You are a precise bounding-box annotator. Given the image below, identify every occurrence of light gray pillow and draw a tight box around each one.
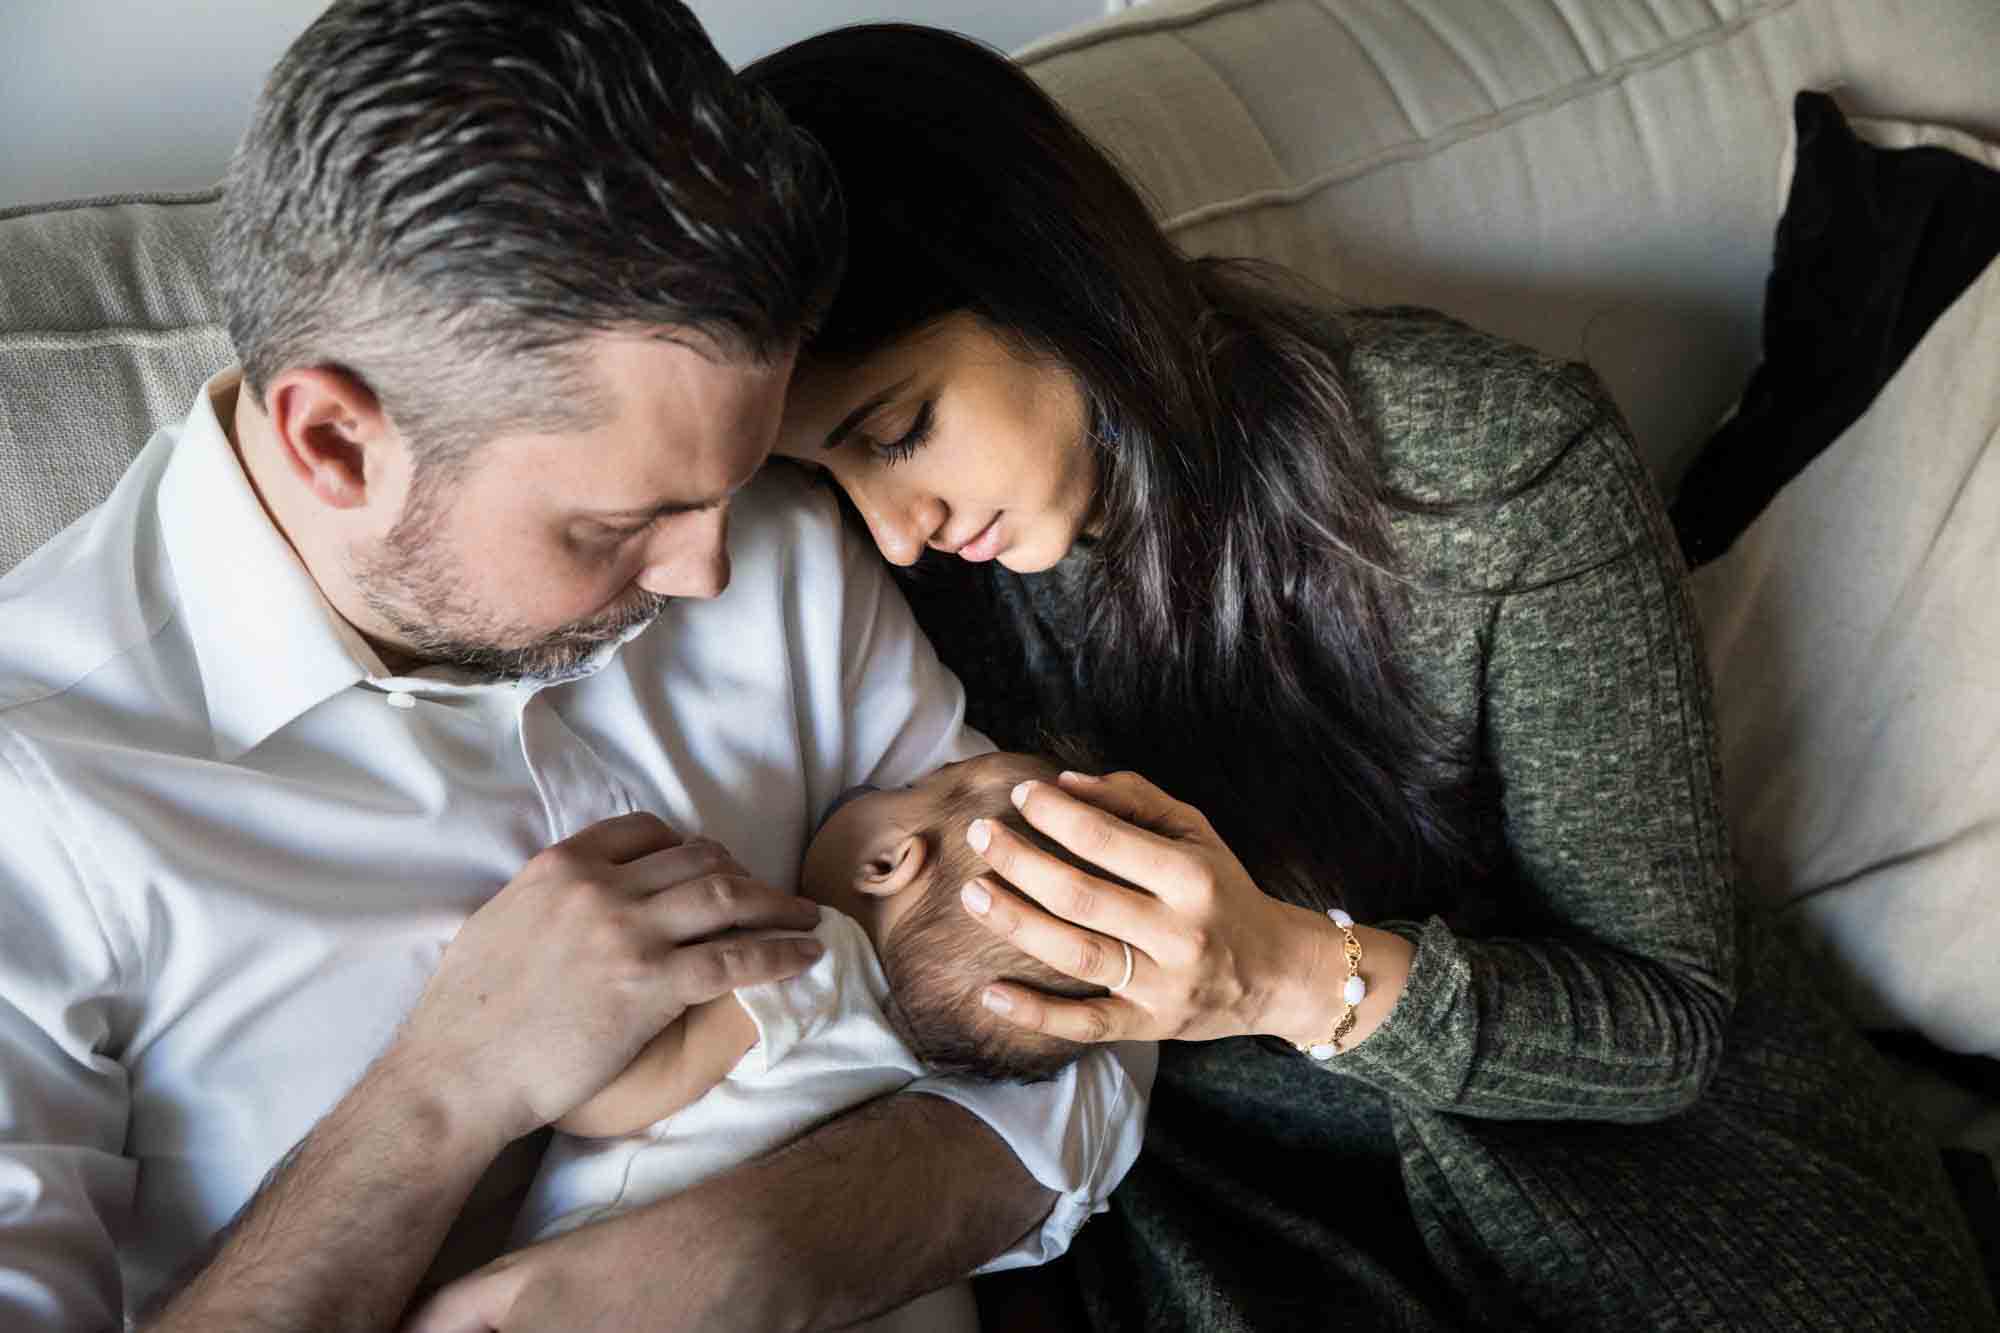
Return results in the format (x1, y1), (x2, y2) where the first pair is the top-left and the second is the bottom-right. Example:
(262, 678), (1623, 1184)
(0, 190), (230, 578)
(1691, 117), (2000, 1058)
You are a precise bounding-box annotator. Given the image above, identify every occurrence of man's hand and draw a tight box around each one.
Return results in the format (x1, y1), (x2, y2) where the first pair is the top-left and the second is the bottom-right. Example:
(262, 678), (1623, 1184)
(145, 814), (823, 1333)
(399, 1205), (658, 1333)
(400, 812), (823, 1144)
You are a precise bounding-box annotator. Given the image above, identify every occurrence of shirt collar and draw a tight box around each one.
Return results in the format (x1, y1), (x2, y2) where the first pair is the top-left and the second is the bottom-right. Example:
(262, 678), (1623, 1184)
(157, 370), (378, 760)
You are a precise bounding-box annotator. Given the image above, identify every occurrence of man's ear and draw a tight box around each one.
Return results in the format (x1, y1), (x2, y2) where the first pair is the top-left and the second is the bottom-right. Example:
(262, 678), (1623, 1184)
(854, 832), (929, 900)
(261, 366), (397, 512)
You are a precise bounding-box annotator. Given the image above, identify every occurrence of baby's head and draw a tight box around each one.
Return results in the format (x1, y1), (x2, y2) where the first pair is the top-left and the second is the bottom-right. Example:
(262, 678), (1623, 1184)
(803, 752), (1102, 1083)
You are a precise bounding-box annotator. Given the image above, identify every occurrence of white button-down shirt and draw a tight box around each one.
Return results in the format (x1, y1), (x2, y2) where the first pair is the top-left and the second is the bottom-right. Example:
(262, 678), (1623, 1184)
(0, 374), (1151, 1329)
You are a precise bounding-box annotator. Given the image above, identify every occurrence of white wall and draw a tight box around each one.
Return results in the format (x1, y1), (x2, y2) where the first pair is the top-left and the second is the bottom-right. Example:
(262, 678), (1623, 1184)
(0, 1), (1117, 211)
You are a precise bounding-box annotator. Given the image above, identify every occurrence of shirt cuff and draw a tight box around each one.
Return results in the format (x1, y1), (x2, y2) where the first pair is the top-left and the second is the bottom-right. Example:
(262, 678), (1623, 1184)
(904, 1040), (1156, 1271)
(1316, 915), (1469, 1101)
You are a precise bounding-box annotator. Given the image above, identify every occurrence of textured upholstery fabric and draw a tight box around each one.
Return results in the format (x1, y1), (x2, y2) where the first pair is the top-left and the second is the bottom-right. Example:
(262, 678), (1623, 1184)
(0, 191), (228, 574)
(1021, 0), (2000, 489)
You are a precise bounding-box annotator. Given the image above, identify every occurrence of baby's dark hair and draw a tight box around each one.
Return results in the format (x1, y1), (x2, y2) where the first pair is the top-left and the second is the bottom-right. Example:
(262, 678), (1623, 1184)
(877, 754), (1110, 1082)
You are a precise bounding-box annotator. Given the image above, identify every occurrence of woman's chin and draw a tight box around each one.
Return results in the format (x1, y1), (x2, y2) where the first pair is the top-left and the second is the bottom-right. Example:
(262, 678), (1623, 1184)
(995, 523), (1093, 573)
(995, 541), (1053, 573)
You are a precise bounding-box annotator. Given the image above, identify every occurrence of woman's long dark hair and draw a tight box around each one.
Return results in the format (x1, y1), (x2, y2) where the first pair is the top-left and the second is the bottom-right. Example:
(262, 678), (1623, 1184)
(747, 26), (1488, 918)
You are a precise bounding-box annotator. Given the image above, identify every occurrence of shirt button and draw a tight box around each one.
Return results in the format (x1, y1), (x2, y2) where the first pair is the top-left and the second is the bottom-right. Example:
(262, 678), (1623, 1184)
(386, 691), (417, 710)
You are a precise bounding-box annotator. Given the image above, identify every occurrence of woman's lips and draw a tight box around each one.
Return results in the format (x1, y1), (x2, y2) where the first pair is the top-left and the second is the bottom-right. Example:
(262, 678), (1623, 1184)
(955, 515), (1005, 562)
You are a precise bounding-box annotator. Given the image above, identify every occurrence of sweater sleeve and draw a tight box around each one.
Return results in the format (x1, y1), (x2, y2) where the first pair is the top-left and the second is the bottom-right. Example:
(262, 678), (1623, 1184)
(1333, 367), (1738, 1123)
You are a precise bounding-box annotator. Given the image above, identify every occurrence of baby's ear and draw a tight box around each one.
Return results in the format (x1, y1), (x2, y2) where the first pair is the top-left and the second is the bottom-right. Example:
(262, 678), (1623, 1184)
(856, 832), (929, 899)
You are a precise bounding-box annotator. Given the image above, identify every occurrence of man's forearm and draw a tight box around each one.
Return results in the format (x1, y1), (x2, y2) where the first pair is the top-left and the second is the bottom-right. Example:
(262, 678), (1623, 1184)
(145, 1048), (503, 1333)
(632, 1091), (1055, 1332)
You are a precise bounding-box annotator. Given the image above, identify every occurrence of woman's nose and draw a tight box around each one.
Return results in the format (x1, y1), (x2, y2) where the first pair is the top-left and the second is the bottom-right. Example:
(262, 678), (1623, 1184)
(858, 490), (945, 567)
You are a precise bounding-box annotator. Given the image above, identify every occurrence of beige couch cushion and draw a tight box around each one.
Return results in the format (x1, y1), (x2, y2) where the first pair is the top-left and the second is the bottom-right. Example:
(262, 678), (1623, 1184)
(1021, 0), (2000, 490)
(1690, 115), (2000, 1059)
(0, 191), (229, 575)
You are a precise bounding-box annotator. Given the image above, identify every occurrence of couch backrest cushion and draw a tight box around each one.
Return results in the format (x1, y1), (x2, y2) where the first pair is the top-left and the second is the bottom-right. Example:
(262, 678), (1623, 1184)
(6, 0), (1999, 577)
(1020, 0), (2000, 490)
(0, 191), (229, 575)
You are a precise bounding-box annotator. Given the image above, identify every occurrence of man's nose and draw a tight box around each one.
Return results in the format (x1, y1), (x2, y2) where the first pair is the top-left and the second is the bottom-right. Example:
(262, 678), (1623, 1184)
(637, 508), (731, 600)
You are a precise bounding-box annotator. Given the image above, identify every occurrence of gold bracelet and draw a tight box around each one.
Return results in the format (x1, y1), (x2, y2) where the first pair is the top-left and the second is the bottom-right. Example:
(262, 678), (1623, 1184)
(1298, 908), (1365, 1060)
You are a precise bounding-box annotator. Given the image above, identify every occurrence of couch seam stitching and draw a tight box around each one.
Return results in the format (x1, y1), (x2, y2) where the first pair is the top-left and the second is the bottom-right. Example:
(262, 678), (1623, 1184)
(1320, 0), (1424, 142)
(1400, 2), (1505, 118)
(1165, 25), (1291, 189)
(0, 188), (222, 223)
(1017, 0), (1268, 65)
(0, 325), (230, 351)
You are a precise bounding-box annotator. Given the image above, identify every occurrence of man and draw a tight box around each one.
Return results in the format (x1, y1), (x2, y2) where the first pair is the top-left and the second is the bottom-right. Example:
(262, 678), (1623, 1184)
(0, 3), (1147, 1329)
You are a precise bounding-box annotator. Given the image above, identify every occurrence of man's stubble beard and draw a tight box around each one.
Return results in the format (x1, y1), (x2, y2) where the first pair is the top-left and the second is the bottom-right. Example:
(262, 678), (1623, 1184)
(350, 469), (673, 681)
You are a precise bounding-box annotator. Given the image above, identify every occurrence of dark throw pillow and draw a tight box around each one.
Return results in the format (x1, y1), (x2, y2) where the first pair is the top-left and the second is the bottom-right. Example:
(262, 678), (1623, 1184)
(1669, 90), (2000, 567)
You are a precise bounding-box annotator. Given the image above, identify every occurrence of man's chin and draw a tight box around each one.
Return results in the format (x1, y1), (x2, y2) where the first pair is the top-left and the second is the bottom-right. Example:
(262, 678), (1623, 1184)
(389, 622), (645, 682)
(505, 605), (674, 678)
(360, 583), (673, 681)
(497, 625), (652, 679)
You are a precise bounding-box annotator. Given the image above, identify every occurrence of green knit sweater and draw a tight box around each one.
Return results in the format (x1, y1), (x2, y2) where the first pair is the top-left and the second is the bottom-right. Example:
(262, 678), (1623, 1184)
(895, 309), (1994, 1331)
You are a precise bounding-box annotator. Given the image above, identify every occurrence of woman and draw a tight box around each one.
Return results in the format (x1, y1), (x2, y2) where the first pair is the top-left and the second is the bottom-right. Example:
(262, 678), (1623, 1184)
(746, 25), (1994, 1333)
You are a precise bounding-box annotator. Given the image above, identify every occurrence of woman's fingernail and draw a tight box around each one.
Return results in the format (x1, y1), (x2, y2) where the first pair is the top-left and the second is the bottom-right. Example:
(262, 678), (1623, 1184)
(981, 989), (1015, 1015)
(966, 819), (990, 853)
(1010, 780), (1033, 809)
(1059, 770), (1098, 784)
(961, 881), (992, 915)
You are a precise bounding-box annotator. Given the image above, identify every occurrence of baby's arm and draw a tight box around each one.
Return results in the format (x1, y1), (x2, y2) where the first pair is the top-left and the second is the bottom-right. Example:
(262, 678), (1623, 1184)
(555, 994), (759, 1138)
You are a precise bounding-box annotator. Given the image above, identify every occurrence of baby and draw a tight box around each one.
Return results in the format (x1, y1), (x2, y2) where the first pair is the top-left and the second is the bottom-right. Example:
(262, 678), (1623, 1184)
(505, 751), (1102, 1329)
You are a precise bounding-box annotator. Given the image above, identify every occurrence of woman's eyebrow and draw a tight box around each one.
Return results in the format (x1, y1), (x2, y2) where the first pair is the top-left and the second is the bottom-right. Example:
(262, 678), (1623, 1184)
(824, 375), (916, 450)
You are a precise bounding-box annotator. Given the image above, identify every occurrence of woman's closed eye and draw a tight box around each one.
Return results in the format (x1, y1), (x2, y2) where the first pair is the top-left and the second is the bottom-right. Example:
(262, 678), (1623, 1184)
(868, 399), (936, 467)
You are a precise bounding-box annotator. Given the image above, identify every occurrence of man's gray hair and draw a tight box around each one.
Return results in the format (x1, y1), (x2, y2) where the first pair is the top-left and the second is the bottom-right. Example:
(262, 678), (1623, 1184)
(216, 0), (843, 467)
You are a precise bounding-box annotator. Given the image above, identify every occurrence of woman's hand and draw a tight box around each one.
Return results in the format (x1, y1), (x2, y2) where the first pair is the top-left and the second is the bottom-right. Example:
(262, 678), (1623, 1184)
(961, 770), (1411, 1048)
